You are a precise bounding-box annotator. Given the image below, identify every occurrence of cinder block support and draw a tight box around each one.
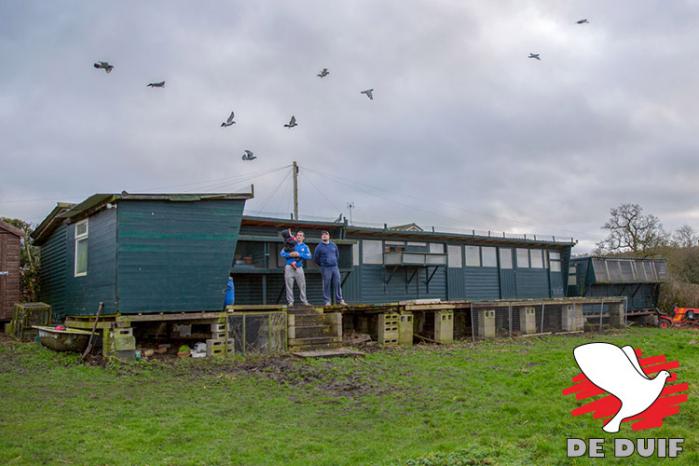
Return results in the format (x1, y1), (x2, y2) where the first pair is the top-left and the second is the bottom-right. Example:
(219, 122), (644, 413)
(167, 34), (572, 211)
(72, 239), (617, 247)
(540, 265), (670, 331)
(378, 313), (399, 346)
(519, 306), (536, 334)
(434, 310), (453, 344)
(399, 313), (413, 346)
(477, 309), (496, 338)
(328, 312), (343, 340)
(608, 302), (625, 328)
(562, 304), (584, 332)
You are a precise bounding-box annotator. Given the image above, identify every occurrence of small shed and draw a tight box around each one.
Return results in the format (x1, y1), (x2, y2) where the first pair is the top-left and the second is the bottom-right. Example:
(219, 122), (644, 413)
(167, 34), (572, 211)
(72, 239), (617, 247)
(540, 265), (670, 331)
(568, 256), (668, 313)
(32, 192), (253, 321)
(0, 220), (23, 321)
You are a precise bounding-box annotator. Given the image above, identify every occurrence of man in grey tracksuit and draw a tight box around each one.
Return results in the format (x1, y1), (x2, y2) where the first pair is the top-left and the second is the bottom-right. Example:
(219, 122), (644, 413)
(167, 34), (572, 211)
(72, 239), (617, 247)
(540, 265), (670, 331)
(280, 231), (312, 306)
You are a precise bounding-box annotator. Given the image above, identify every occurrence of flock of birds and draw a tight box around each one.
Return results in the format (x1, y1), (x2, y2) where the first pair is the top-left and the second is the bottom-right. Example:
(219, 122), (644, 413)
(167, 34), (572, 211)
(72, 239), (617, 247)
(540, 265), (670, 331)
(92, 17), (590, 162)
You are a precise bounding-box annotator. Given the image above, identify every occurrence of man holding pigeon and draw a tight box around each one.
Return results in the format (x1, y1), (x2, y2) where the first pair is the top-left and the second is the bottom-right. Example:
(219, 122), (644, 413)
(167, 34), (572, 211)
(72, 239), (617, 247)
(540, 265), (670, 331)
(280, 230), (312, 306)
(313, 230), (346, 306)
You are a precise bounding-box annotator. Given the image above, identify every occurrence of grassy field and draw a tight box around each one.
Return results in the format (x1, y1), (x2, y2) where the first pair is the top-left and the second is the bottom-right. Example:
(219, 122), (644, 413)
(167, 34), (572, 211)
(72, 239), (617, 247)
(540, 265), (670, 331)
(0, 328), (697, 465)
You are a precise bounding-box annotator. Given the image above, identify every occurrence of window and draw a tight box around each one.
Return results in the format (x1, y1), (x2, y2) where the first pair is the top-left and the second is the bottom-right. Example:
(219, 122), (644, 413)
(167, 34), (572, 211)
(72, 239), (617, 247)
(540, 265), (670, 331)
(499, 248), (512, 269)
(352, 242), (359, 266)
(516, 248), (530, 268)
(530, 249), (544, 268)
(362, 240), (383, 264)
(429, 243), (444, 254)
(551, 260), (561, 272)
(74, 219), (88, 277)
(549, 251), (561, 261)
(481, 247), (497, 267)
(568, 265), (576, 284)
(465, 246), (480, 267)
(447, 245), (462, 268)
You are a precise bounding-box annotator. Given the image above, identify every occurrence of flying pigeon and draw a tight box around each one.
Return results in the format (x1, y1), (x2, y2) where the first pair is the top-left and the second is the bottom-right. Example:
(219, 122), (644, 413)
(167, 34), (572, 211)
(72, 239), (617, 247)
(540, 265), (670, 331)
(242, 150), (256, 161)
(528, 53), (541, 60)
(361, 89), (374, 100)
(317, 68), (329, 78)
(221, 111), (236, 127)
(284, 115), (298, 128)
(147, 81), (166, 88)
(93, 61), (114, 73)
(577, 18), (590, 24)
(573, 343), (670, 433)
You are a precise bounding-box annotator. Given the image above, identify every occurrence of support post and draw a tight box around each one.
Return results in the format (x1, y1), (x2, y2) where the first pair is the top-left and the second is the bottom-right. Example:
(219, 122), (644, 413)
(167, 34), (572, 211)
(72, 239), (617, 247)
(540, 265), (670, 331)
(292, 161), (299, 220)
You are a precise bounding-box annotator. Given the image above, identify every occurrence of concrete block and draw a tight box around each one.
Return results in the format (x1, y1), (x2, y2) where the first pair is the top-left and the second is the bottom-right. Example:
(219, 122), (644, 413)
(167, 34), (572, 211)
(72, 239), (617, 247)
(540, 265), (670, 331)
(608, 302), (625, 328)
(519, 307), (536, 334)
(399, 313), (413, 345)
(378, 313), (399, 346)
(207, 339), (225, 357)
(562, 304), (584, 332)
(434, 310), (453, 344)
(112, 328), (135, 351)
(477, 309), (496, 338)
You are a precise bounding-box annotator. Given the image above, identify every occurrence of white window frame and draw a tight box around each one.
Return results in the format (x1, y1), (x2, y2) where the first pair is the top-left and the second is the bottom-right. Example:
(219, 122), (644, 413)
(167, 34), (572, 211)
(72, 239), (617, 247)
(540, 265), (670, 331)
(481, 247), (498, 268)
(516, 248), (530, 268)
(465, 245), (481, 267)
(362, 240), (384, 265)
(74, 219), (89, 277)
(447, 245), (462, 268)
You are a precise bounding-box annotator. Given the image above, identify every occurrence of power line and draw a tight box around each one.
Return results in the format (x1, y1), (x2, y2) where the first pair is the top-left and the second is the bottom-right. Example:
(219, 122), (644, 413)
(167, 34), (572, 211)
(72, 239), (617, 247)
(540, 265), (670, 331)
(257, 170), (292, 214)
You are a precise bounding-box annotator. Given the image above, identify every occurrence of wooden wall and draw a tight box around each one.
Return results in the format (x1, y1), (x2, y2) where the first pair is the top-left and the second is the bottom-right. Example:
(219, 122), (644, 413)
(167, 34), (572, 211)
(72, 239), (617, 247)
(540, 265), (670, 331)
(0, 229), (21, 320)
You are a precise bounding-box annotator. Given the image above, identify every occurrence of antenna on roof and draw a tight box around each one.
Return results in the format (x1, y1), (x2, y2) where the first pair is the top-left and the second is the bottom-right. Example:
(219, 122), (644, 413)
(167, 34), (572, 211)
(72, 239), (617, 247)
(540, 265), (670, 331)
(346, 201), (355, 225)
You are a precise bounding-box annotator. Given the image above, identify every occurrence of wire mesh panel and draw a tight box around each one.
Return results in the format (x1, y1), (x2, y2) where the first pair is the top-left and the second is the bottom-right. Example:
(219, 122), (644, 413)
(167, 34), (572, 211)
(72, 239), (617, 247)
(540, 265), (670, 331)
(228, 311), (287, 354)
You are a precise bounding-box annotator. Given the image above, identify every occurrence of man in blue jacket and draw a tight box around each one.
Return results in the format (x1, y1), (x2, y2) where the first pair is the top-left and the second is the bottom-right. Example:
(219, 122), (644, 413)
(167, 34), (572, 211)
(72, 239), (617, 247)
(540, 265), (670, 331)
(280, 230), (312, 306)
(313, 230), (346, 306)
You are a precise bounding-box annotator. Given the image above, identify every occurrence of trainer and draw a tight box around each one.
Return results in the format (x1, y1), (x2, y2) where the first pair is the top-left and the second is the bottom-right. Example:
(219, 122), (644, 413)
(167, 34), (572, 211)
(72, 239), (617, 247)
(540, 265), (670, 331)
(280, 230), (312, 306)
(313, 230), (346, 306)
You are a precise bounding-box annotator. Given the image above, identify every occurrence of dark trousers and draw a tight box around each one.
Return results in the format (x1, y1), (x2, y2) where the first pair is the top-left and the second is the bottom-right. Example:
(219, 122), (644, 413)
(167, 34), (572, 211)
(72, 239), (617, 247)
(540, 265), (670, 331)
(320, 266), (343, 304)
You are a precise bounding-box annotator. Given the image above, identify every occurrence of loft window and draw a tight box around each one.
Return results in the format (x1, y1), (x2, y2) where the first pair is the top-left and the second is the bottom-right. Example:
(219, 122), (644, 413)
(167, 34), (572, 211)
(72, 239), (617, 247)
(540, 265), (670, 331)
(362, 240), (383, 264)
(499, 248), (513, 269)
(465, 246), (480, 267)
(447, 245), (462, 268)
(481, 247), (497, 267)
(516, 248), (530, 268)
(530, 249), (544, 268)
(74, 219), (88, 277)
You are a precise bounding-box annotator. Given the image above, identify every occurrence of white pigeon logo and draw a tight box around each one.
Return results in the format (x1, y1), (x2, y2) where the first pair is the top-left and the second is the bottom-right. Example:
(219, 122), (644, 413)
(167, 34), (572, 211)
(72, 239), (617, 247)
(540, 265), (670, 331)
(572, 343), (670, 433)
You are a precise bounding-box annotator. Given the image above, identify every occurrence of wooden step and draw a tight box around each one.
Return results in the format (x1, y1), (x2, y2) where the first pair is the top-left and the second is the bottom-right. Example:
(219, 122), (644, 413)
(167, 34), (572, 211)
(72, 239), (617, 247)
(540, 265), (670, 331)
(289, 341), (344, 352)
(289, 335), (342, 346)
(290, 324), (336, 339)
(292, 347), (366, 358)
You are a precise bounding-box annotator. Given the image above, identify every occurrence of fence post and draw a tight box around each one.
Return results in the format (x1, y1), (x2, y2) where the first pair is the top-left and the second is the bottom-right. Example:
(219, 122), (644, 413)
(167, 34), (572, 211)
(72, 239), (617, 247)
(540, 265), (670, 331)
(470, 303), (476, 342)
(540, 303), (545, 333)
(508, 305), (512, 338)
(599, 301), (604, 332)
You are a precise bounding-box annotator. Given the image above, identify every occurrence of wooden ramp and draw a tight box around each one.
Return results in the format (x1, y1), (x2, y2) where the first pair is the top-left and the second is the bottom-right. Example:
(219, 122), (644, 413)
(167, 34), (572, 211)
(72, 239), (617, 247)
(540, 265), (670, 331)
(291, 347), (365, 358)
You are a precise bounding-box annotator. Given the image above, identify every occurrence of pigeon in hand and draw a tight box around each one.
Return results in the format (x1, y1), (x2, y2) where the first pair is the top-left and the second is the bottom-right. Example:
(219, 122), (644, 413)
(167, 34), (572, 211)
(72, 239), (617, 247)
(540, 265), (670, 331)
(221, 111), (236, 127)
(242, 150), (256, 161)
(284, 115), (298, 128)
(147, 81), (166, 88)
(317, 68), (329, 78)
(93, 61), (114, 73)
(361, 89), (374, 100)
(528, 53), (541, 60)
(577, 18), (589, 24)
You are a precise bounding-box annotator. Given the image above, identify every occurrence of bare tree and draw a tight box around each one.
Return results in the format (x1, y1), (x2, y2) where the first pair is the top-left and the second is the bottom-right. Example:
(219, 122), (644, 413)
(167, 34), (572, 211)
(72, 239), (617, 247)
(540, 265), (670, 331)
(672, 224), (698, 248)
(597, 203), (668, 255)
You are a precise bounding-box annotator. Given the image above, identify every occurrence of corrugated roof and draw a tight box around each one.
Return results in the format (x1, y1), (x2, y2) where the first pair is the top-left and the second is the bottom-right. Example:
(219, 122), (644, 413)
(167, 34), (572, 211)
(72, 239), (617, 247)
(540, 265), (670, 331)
(241, 215), (576, 247)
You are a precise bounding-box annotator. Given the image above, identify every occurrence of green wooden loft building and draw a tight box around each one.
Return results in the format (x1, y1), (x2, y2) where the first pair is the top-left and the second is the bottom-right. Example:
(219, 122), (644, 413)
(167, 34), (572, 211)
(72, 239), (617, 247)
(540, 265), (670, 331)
(32, 192), (252, 321)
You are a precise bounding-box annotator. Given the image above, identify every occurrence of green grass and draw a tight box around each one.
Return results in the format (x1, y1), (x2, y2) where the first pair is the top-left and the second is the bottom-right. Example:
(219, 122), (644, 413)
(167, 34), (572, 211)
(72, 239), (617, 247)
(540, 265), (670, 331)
(0, 328), (697, 465)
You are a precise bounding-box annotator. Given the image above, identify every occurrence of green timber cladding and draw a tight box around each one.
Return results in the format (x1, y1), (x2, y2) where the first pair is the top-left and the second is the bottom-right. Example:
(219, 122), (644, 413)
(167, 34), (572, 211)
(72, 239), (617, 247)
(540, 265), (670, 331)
(232, 216), (574, 305)
(33, 193), (252, 320)
(568, 256), (667, 312)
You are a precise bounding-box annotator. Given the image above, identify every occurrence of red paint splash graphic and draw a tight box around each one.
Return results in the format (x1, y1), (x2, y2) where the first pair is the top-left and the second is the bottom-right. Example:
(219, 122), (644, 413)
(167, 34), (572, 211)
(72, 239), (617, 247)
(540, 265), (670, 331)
(562, 348), (688, 431)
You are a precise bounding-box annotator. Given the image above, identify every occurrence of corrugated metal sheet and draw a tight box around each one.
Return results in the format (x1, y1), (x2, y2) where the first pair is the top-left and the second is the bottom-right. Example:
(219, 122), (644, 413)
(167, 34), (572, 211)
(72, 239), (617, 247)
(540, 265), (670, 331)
(515, 269), (550, 299)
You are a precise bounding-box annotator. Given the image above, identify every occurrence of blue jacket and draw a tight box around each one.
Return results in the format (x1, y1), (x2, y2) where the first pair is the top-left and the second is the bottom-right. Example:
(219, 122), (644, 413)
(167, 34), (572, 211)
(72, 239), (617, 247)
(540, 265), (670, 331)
(280, 242), (312, 267)
(313, 241), (339, 268)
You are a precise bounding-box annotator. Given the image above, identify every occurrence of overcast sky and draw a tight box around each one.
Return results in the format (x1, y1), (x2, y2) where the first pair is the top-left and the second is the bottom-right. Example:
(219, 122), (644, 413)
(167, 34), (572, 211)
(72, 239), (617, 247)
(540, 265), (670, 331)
(2, 1), (699, 251)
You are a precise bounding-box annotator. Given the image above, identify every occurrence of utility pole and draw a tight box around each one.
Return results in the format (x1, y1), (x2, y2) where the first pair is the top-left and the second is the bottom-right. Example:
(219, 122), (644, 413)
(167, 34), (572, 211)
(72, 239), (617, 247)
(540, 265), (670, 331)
(347, 201), (355, 225)
(292, 161), (299, 220)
